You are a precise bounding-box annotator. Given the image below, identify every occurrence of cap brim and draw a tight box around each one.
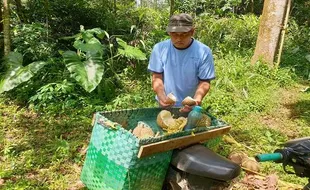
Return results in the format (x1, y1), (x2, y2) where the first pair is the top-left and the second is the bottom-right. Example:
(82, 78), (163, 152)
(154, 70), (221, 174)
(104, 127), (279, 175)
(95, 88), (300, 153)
(166, 26), (192, 33)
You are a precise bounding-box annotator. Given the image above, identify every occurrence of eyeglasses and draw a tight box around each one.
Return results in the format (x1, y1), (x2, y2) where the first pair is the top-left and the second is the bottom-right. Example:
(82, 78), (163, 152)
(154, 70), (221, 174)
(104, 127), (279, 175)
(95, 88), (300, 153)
(169, 31), (192, 38)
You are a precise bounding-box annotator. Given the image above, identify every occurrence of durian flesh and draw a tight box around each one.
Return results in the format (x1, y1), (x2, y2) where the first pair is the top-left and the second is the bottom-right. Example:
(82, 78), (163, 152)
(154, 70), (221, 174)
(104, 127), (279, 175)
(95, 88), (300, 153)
(157, 110), (187, 133)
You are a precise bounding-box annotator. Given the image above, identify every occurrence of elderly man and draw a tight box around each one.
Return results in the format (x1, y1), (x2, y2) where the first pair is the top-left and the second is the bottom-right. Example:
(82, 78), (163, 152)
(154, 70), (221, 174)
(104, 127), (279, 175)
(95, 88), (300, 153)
(148, 13), (215, 111)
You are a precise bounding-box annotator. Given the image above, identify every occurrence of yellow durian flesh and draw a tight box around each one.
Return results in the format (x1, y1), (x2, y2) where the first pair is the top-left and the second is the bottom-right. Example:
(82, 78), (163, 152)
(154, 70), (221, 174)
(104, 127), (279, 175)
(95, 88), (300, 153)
(157, 110), (187, 133)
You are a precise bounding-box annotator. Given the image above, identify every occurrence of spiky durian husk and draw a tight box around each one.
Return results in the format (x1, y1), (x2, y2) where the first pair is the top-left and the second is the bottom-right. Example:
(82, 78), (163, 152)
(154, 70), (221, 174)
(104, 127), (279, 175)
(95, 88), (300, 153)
(196, 114), (212, 127)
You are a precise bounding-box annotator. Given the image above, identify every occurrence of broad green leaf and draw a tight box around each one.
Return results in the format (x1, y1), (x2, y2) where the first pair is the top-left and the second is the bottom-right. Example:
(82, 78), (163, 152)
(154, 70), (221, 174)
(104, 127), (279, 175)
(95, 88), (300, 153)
(6, 52), (23, 69)
(73, 38), (103, 54)
(116, 38), (147, 61)
(63, 51), (104, 92)
(305, 54), (310, 63)
(0, 53), (47, 93)
(82, 31), (94, 43)
(86, 28), (106, 39)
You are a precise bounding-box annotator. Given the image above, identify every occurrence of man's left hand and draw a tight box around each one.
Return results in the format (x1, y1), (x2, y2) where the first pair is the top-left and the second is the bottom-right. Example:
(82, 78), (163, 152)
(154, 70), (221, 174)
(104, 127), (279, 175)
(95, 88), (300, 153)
(179, 99), (201, 112)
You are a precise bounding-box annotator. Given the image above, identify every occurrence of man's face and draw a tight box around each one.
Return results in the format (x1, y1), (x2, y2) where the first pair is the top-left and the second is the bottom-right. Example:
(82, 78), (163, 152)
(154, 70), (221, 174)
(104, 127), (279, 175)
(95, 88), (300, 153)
(169, 29), (194, 49)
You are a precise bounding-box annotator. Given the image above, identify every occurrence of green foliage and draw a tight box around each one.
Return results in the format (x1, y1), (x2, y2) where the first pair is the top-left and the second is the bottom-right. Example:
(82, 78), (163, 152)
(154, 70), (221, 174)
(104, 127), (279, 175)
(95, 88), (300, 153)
(195, 14), (259, 55)
(61, 27), (146, 93)
(280, 20), (310, 80)
(24, 0), (102, 37)
(127, 7), (169, 53)
(103, 79), (157, 111)
(290, 0), (310, 26)
(28, 80), (76, 108)
(175, 0), (263, 16)
(175, 0), (197, 13)
(11, 23), (56, 63)
(204, 54), (295, 117)
(117, 38), (147, 60)
(0, 52), (48, 94)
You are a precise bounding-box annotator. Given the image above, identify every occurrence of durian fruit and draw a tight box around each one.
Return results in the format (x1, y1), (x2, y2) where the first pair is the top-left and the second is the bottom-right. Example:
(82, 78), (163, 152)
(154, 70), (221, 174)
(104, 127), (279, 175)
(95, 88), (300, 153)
(132, 122), (155, 139)
(196, 114), (212, 127)
(182, 96), (196, 106)
(157, 110), (177, 130)
(166, 93), (177, 104)
(241, 157), (260, 172)
(228, 151), (248, 165)
(156, 110), (187, 133)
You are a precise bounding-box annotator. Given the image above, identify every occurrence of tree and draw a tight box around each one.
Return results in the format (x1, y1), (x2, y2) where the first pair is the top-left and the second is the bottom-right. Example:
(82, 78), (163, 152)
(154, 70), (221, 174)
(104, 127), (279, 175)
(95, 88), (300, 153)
(170, 0), (174, 16)
(251, 0), (289, 66)
(3, 0), (11, 56)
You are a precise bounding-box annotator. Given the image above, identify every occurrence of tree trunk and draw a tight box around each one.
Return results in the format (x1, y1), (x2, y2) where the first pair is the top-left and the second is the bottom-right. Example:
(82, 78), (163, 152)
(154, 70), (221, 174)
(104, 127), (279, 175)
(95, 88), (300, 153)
(249, 0), (254, 13)
(3, 0), (11, 56)
(170, 0), (174, 17)
(251, 0), (288, 66)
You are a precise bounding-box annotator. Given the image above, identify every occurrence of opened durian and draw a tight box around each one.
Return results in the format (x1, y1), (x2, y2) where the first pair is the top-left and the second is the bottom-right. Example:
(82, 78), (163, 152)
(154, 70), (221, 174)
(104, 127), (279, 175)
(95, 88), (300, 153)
(157, 110), (187, 133)
(168, 117), (187, 133)
(132, 122), (155, 139)
(157, 110), (176, 130)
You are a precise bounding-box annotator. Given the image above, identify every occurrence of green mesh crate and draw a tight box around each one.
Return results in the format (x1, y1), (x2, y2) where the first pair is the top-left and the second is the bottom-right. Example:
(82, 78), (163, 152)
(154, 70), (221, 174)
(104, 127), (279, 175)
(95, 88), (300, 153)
(80, 108), (228, 190)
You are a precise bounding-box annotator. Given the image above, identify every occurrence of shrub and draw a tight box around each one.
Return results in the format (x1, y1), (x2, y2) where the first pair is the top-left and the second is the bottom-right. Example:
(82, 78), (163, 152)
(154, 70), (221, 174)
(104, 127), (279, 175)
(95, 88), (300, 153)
(195, 14), (259, 55)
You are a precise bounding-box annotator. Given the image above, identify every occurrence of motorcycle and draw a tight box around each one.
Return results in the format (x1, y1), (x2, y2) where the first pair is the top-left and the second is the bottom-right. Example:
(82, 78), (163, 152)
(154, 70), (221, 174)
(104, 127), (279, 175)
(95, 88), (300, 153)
(163, 144), (241, 190)
(256, 137), (310, 190)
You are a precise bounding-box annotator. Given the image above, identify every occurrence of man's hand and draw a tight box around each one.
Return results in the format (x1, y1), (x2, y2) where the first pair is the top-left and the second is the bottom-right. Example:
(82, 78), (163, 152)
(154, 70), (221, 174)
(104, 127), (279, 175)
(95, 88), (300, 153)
(179, 99), (200, 112)
(158, 95), (175, 108)
(152, 73), (176, 108)
(179, 80), (209, 112)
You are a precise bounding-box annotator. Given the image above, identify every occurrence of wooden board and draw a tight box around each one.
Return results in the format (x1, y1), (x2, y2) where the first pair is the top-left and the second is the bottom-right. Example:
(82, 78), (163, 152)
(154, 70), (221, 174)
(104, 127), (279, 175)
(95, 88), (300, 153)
(137, 126), (231, 158)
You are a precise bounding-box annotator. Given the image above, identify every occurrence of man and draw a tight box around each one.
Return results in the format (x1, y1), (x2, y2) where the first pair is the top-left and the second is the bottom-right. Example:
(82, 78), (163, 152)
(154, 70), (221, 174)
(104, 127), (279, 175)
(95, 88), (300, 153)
(148, 13), (215, 111)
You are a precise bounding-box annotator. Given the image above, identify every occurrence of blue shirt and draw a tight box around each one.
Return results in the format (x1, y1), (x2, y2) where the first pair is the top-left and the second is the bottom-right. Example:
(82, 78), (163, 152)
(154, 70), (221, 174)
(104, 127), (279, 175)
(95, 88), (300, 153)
(148, 39), (215, 106)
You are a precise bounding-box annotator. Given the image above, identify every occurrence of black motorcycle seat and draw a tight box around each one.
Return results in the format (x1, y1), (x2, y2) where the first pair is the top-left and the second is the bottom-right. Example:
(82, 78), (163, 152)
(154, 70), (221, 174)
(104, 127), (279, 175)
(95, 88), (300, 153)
(171, 144), (241, 181)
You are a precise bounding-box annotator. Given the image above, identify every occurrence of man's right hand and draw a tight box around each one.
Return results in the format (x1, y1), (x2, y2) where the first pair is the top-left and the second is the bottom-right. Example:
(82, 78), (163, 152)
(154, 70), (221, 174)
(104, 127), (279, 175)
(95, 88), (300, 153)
(158, 96), (175, 108)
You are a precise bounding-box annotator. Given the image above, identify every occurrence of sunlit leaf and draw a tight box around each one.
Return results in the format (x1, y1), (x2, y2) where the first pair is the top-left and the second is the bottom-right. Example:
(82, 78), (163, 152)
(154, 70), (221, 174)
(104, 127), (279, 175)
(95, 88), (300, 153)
(6, 52), (23, 69)
(116, 38), (146, 60)
(305, 54), (310, 63)
(73, 38), (103, 54)
(63, 51), (104, 92)
(86, 28), (106, 39)
(0, 52), (47, 93)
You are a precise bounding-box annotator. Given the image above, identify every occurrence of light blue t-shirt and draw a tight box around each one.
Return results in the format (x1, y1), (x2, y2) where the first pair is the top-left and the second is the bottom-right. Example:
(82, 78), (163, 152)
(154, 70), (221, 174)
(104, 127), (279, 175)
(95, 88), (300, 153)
(148, 39), (215, 106)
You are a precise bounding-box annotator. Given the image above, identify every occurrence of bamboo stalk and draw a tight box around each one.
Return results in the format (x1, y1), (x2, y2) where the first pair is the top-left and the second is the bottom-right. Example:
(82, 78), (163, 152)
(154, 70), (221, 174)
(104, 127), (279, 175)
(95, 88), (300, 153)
(276, 0), (292, 68)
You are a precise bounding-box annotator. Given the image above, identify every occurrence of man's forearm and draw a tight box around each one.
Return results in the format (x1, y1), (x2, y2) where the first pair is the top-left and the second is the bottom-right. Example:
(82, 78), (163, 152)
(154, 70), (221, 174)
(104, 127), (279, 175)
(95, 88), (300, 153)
(194, 81), (211, 104)
(152, 73), (166, 101)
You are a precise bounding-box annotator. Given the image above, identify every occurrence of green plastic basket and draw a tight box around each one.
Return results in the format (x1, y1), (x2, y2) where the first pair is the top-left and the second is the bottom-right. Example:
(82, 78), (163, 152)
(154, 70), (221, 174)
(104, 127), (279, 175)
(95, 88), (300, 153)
(80, 107), (228, 190)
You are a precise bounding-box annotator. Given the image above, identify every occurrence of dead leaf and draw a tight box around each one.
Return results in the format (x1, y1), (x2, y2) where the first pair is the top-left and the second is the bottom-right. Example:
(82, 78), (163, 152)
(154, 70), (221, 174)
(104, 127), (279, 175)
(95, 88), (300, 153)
(241, 174), (279, 190)
(266, 174), (278, 188)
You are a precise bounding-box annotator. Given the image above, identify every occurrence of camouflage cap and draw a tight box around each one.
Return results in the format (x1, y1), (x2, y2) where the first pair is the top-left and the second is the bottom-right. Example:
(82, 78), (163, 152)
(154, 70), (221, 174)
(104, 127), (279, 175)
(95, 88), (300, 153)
(166, 13), (193, 33)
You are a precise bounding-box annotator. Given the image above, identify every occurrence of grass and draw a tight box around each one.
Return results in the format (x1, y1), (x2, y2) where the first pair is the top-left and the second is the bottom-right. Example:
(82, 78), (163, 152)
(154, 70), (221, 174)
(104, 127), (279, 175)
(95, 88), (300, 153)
(0, 100), (91, 189)
(217, 83), (310, 188)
